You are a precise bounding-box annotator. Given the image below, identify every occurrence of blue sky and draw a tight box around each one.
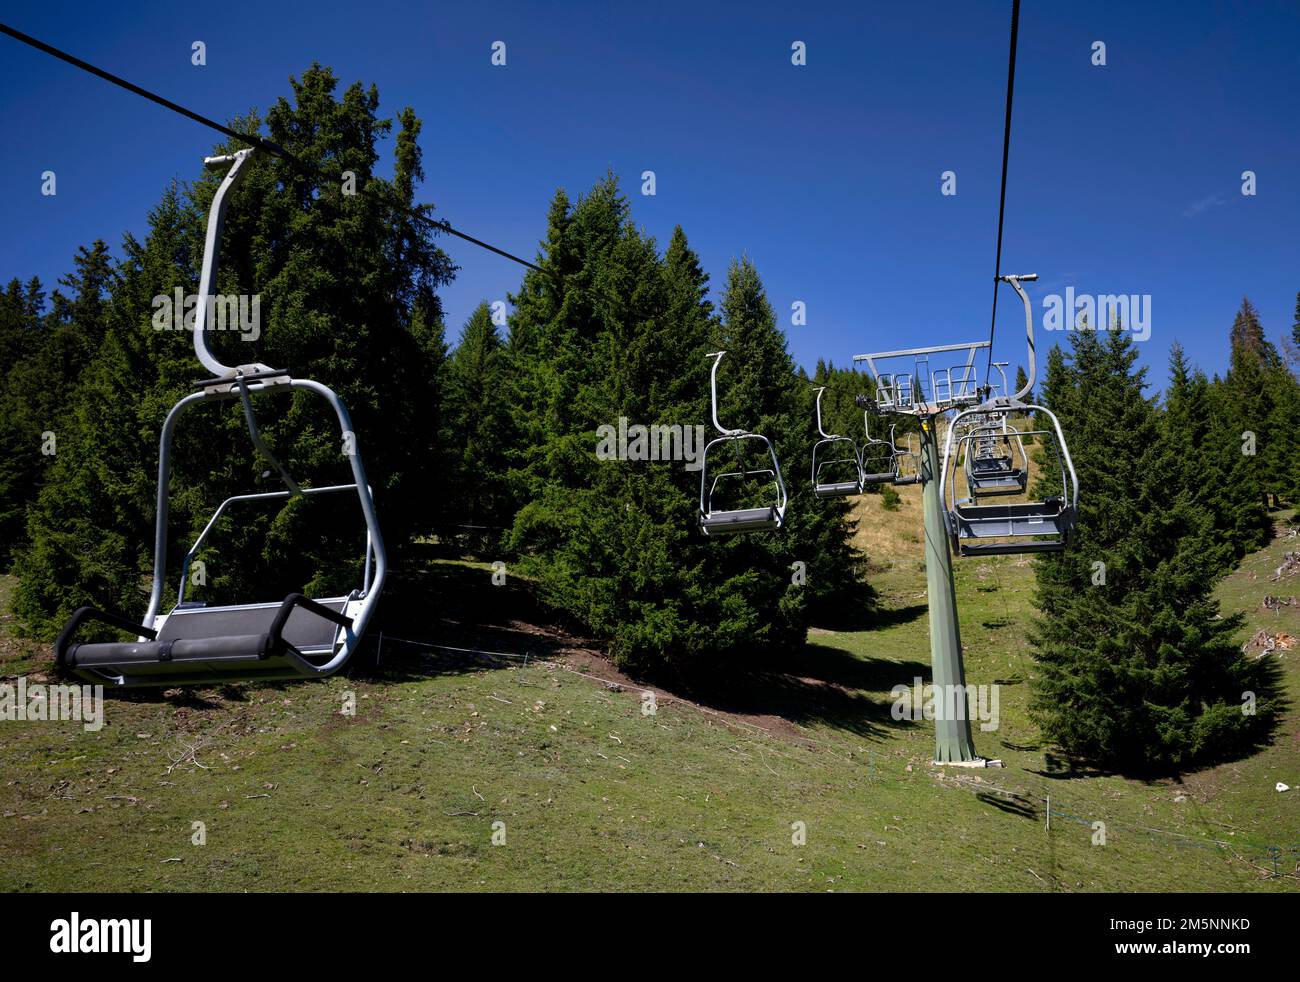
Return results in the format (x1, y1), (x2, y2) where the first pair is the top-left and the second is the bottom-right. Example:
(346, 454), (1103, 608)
(2, 0), (1298, 389)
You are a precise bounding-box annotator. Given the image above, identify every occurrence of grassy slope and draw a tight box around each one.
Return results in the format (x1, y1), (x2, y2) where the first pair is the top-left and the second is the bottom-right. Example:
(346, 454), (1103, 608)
(1, 509), (1297, 892)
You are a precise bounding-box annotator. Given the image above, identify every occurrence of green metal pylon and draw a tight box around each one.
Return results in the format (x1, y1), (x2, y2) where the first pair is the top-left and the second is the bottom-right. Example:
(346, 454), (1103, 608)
(919, 418), (978, 763)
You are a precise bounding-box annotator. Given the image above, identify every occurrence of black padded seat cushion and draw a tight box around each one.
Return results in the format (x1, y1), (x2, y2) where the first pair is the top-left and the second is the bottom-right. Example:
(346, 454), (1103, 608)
(959, 540), (1066, 556)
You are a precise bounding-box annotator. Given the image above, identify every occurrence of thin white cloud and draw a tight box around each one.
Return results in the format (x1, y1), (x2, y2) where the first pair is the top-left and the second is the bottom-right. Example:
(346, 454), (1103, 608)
(1182, 193), (1226, 218)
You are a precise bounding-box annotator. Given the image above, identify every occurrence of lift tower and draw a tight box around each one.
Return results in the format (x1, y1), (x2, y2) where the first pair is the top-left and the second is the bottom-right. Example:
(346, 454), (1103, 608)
(854, 338), (990, 762)
(854, 274), (1077, 763)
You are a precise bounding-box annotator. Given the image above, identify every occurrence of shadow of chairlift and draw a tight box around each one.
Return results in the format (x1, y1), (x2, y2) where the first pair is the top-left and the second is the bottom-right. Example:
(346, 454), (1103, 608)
(698, 351), (788, 535)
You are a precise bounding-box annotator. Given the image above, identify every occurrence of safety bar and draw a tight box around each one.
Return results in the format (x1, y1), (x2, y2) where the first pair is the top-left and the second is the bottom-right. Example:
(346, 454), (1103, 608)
(195, 368), (288, 389)
(236, 375), (300, 494)
(55, 607), (158, 669)
(265, 593), (354, 658)
(175, 483), (370, 606)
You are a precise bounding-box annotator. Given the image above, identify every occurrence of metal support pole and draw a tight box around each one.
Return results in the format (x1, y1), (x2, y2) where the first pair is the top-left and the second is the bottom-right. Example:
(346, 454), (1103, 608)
(919, 417), (978, 763)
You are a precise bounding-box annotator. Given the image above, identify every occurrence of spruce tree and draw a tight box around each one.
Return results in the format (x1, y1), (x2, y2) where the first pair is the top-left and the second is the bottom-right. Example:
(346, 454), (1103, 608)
(443, 301), (509, 540)
(503, 184), (866, 677)
(1029, 327), (1275, 769)
(0, 248), (113, 571)
(14, 67), (454, 635)
(1163, 342), (1267, 568)
(709, 258), (870, 643)
(1223, 297), (1294, 509)
(1291, 290), (1300, 355)
(1014, 364), (1030, 400)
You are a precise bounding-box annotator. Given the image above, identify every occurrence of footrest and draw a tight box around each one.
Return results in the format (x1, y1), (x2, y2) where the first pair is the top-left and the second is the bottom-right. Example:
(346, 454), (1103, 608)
(958, 540), (1066, 556)
(814, 481), (860, 498)
(700, 507), (780, 534)
(67, 634), (274, 669)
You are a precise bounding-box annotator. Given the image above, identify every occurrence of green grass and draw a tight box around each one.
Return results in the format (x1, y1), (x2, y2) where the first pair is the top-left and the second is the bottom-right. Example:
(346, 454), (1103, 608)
(1, 518), (1298, 892)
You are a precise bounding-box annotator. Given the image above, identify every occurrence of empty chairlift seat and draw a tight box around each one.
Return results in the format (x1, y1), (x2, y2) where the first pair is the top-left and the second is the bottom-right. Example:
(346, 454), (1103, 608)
(698, 351), (788, 535)
(889, 427), (922, 487)
(941, 403), (1077, 557)
(53, 148), (386, 688)
(811, 387), (863, 498)
(963, 420), (1028, 496)
(57, 594), (356, 686)
(858, 413), (898, 487)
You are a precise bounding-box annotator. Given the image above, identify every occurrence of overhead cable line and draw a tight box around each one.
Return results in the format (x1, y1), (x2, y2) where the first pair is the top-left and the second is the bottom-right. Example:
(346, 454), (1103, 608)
(983, 0), (1022, 385)
(0, 21), (544, 273)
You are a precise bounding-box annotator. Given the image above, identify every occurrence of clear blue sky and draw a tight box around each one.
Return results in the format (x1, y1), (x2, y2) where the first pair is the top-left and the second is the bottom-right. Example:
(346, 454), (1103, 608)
(2, 0), (1298, 387)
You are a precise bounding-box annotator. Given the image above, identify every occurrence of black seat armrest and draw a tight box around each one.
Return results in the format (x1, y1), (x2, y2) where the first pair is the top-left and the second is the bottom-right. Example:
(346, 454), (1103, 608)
(55, 607), (158, 669)
(265, 594), (354, 657)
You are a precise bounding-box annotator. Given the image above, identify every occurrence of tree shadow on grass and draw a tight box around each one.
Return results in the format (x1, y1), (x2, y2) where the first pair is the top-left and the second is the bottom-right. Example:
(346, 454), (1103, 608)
(666, 642), (933, 740)
(810, 601), (927, 634)
(349, 553), (935, 741)
(793, 642), (930, 694)
(353, 549), (587, 683)
(674, 668), (898, 740)
(866, 602), (929, 630)
(73, 551), (928, 743)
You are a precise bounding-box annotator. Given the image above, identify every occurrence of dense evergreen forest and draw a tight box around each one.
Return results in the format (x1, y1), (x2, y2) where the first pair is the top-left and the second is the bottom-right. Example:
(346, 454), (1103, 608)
(2, 68), (1298, 769)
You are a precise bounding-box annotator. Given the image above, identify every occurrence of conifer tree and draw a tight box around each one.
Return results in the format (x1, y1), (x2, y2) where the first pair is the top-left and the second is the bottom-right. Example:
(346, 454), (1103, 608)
(1292, 290), (1300, 353)
(1029, 328), (1276, 769)
(1163, 342), (1268, 568)
(443, 301), (509, 539)
(0, 248), (113, 571)
(13, 67), (454, 635)
(0, 278), (50, 564)
(1224, 297), (1298, 509)
(503, 184), (867, 677)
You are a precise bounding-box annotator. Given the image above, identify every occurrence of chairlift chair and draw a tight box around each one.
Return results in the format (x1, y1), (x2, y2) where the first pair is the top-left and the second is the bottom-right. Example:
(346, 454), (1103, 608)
(698, 351), (788, 534)
(859, 412), (897, 486)
(963, 417), (1028, 496)
(810, 387), (863, 497)
(889, 426), (921, 487)
(938, 274), (1078, 556)
(55, 149), (386, 687)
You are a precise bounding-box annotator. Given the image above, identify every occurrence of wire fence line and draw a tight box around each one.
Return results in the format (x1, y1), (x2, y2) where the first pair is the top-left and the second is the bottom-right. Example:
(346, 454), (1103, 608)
(944, 772), (1300, 879)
